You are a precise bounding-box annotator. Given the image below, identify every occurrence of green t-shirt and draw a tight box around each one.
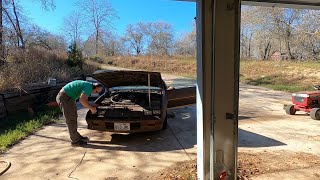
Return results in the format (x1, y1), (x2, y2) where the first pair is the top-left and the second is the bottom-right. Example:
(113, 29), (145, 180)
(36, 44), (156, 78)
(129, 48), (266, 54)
(63, 80), (93, 100)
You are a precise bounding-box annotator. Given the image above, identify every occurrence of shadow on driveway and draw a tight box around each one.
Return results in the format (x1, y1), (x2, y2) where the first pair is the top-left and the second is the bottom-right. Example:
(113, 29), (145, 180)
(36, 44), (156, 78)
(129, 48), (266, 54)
(239, 115), (253, 120)
(238, 129), (286, 147)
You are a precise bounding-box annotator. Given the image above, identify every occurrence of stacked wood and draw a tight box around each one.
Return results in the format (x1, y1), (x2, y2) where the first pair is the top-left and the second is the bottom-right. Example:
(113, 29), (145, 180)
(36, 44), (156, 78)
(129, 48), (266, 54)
(0, 83), (66, 117)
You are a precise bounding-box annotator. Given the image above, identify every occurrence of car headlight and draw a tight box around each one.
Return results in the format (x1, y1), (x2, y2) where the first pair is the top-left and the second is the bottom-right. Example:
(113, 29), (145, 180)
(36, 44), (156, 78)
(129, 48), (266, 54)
(144, 110), (152, 115)
(153, 110), (161, 115)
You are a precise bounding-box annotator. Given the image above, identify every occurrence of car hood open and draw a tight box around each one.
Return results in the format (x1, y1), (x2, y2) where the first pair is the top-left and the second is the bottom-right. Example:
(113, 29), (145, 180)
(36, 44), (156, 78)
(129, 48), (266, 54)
(89, 70), (165, 88)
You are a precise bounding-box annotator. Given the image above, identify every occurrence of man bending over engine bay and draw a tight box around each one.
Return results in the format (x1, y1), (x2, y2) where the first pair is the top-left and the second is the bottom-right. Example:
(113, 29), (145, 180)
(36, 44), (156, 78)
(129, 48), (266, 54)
(56, 80), (103, 146)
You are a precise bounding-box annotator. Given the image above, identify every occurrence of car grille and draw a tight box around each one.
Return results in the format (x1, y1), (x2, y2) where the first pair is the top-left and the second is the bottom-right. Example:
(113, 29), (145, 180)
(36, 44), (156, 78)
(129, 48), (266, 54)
(105, 123), (113, 129)
(130, 123), (140, 130)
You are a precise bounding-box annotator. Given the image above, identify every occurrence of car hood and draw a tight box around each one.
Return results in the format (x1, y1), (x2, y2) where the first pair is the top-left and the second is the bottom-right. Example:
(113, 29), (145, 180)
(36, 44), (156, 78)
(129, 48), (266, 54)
(89, 70), (165, 88)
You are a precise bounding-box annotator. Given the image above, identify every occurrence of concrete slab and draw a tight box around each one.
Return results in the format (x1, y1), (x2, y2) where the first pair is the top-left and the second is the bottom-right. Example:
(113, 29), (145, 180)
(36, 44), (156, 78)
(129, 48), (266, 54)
(0, 74), (197, 180)
(239, 84), (320, 179)
(239, 84), (320, 155)
(1, 73), (320, 179)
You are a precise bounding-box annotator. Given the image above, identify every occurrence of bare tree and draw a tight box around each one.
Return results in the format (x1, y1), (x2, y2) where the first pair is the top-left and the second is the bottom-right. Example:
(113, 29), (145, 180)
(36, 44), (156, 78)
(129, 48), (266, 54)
(174, 24), (196, 56)
(0, 0), (3, 61)
(269, 8), (305, 60)
(252, 29), (273, 60)
(123, 22), (146, 55)
(296, 10), (320, 60)
(37, 0), (55, 11)
(76, 0), (117, 56)
(25, 25), (67, 53)
(240, 6), (309, 60)
(83, 34), (96, 57)
(145, 22), (174, 56)
(0, 0), (55, 62)
(240, 8), (255, 59)
(61, 11), (83, 46)
(3, 0), (25, 48)
(101, 31), (122, 56)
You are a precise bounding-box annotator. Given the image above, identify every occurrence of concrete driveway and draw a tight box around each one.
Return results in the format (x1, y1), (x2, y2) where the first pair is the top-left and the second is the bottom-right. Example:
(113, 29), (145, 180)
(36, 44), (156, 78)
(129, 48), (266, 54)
(0, 74), (197, 180)
(1, 74), (320, 180)
(239, 84), (320, 180)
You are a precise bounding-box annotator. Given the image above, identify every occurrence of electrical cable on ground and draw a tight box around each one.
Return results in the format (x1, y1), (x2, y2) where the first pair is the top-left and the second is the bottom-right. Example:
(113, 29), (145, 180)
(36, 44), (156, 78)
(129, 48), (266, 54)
(0, 160), (11, 176)
(68, 147), (87, 180)
(168, 124), (193, 160)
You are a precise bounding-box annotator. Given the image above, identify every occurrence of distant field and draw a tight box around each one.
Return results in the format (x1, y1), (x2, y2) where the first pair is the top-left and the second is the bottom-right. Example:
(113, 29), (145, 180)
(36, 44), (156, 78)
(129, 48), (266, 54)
(90, 56), (197, 79)
(240, 60), (320, 92)
(90, 57), (320, 93)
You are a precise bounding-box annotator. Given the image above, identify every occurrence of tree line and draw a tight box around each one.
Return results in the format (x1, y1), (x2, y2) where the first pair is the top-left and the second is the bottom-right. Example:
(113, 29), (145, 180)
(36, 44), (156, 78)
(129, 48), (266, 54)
(62, 0), (196, 58)
(241, 6), (320, 60)
(3, 1), (318, 62)
(0, 0), (196, 65)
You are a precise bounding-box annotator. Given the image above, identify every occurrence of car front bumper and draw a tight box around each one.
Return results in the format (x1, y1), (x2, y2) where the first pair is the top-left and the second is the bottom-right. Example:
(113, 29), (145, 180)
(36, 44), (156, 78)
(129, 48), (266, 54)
(86, 118), (164, 133)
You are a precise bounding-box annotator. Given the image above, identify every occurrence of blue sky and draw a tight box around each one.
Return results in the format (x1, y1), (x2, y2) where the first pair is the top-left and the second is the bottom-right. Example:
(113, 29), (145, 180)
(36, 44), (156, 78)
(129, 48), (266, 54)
(20, 0), (196, 37)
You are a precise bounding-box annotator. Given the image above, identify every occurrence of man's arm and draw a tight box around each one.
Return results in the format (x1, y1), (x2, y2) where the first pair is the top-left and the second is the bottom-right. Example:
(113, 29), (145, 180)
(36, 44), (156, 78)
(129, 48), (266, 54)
(79, 93), (97, 114)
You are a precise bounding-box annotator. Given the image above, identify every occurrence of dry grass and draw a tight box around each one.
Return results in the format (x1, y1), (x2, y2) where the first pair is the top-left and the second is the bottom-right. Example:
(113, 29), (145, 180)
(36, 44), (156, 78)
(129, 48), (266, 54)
(240, 60), (320, 92)
(101, 55), (197, 78)
(153, 151), (320, 180)
(237, 150), (320, 178)
(0, 48), (99, 91)
(90, 56), (320, 93)
(2, 51), (320, 94)
(98, 57), (320, 93)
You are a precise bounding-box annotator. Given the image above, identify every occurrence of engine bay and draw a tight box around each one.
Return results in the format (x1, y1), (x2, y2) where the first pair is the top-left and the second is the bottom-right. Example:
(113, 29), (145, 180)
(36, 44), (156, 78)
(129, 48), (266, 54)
(95, 90), (163, 119)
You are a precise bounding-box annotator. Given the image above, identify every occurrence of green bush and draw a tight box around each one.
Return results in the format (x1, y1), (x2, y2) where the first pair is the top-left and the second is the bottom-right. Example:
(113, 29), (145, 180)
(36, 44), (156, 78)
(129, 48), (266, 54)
(67, 42), (84, 68)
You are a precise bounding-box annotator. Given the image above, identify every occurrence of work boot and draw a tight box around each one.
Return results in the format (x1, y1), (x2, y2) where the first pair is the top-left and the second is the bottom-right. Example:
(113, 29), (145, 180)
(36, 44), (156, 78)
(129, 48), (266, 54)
(80, 135), (89, 142)
(71, 140), (87, 146)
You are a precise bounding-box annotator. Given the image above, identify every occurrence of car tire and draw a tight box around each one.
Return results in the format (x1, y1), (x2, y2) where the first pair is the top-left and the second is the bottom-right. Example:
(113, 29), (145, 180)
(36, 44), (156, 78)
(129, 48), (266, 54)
(162, 115), (168, 130)
(285, 105), (296, 115)
(310, 108), (320, 120)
